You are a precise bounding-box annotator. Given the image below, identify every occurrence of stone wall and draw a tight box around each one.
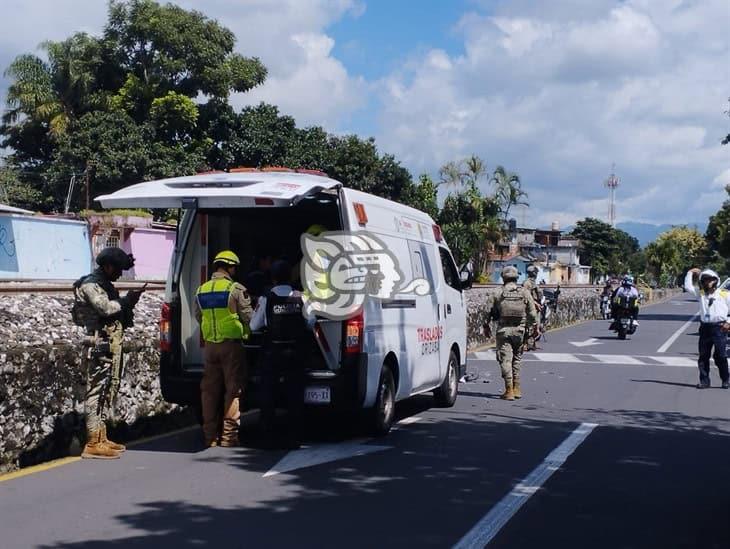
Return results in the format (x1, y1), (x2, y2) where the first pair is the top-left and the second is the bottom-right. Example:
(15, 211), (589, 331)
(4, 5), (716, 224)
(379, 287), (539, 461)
(465, 286), (680, 349)
(0, 286), (679, 472)
(0, 292), (191, 473)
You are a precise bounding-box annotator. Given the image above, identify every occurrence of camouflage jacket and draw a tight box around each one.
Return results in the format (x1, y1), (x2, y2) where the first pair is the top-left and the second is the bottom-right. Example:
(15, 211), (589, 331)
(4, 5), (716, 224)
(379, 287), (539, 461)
(522, 277), (543, 305)
(485, 282), (538, 331)
(73, 269), (133, 334)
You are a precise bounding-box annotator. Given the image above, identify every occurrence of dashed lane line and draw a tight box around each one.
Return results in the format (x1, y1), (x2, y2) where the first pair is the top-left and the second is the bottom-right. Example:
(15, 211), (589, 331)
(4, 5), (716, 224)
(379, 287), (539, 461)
(453, 422), (598, 548)
(469, 350), (696, 368)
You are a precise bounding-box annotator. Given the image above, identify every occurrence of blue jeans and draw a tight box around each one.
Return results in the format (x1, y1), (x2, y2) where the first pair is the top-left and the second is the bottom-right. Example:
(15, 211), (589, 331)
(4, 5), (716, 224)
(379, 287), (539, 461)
(698, 323), (729, 386)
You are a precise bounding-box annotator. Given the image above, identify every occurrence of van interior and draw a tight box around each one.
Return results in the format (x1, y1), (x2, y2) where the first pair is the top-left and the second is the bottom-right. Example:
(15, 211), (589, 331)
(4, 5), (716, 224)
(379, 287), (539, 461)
(176, 190), (343, 385)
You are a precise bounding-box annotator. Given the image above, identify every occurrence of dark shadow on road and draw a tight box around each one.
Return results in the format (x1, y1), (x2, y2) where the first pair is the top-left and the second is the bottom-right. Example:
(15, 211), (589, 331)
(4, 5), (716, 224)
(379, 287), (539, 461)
(631, 379), (698, 389)
(634, 313), (697, 322)
(36, 403), (730, 549)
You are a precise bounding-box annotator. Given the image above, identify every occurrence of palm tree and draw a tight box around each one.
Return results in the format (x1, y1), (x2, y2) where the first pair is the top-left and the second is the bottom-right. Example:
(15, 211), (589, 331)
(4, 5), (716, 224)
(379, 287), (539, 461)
(491, 165), (528, 220)
(3, 33), (102, 138)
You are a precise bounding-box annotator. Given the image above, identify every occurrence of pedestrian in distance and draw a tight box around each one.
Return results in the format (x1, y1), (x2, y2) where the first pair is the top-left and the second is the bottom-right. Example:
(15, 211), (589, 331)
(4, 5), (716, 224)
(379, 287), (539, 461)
(72, 247), (145, 459)
(522, 265), (543, 351)
(195, 250), (253, 448)
(484, 266), (538, 400)
(684, 268), (730, 389)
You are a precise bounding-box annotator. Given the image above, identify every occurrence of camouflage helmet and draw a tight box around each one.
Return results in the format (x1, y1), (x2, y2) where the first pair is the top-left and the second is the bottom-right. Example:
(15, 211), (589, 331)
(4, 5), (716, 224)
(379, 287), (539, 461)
(526, 265), (539, 278)
(96, 247), (134, 270)
(501, 266), (519, 281)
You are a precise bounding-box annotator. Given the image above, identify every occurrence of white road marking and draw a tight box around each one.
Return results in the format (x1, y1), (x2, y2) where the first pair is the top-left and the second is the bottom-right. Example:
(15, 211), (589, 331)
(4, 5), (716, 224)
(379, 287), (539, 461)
(570, 338), (602, 348)
(591, 354), (645, 365)
(454, 422), (598, 549)
(534, 352), (583, 363)
(263, 415), (423, 477)
(651, 356), (697, 367)
(657, 313), (699, 353)
(263, 439), (391, 477)
(470, 351), (697, 368)
(473, 351), (496, 360)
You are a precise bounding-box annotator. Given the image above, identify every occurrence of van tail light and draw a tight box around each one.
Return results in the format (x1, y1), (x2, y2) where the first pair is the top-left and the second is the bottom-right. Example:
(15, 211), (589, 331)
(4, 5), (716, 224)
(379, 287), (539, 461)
(344, 312), (364, 355)
(254, 197), (275, 206)
(160, 302), (172, 352)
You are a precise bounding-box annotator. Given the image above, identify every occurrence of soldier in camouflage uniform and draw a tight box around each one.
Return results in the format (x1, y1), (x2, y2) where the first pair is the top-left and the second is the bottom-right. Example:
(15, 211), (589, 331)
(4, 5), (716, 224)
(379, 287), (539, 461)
(72, 247), (144, 459)
(522, 265), (543, 351)
(485, 266), (538, 400)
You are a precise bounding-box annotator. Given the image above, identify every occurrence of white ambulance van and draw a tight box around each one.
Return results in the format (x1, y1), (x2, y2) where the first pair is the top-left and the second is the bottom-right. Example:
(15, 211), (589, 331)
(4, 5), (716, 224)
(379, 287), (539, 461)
(97, 169), (469, 435)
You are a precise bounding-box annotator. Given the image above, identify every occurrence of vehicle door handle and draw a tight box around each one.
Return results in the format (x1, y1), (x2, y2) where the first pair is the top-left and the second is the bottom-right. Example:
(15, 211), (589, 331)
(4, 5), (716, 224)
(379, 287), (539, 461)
(446, 304), (451, 315)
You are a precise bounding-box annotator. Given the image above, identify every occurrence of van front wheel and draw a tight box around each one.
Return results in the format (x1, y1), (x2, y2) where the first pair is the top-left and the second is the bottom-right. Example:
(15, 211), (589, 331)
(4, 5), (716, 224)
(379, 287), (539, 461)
(434, 350), (458, 407)
(366, 365), (396, 437)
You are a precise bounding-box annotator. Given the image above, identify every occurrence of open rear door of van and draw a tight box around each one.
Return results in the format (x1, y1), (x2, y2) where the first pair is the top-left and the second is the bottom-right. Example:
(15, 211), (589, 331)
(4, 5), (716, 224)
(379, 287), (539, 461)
(95, 172), (342, 209)
(94, 171), (342, 406)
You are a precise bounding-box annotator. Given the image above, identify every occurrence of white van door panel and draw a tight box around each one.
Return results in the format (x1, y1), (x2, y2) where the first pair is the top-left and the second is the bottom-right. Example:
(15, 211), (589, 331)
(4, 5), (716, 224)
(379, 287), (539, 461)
(437, 247), (467, 374)
(95, 173), (341, 209)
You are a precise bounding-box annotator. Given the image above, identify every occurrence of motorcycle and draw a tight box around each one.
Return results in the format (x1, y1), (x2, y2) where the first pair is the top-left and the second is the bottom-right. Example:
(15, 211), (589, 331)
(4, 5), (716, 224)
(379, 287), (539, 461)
(611, 295), (638, 340)
(536, 287), (559, 342)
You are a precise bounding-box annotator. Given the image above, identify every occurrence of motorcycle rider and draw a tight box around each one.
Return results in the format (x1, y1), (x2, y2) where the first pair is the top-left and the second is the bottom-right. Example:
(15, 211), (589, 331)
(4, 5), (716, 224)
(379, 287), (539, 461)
(611, 275), (639, 330)
(684, 268), (730, 389)
(601, 280), (613, 318)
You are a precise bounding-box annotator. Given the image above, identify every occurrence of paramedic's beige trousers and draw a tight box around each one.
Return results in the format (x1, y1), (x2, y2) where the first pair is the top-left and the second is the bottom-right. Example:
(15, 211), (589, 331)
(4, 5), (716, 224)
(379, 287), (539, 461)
(201, 340), (245, 446)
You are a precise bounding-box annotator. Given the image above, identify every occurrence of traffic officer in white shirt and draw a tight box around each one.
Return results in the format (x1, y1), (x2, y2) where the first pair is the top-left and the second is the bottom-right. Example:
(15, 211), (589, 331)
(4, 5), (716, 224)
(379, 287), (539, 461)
(684, 268), (730, 389)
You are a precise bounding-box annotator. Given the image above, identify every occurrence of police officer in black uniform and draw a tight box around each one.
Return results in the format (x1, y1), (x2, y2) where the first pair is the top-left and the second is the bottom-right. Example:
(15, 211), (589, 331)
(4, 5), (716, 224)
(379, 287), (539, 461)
(249, 260), (308, 442)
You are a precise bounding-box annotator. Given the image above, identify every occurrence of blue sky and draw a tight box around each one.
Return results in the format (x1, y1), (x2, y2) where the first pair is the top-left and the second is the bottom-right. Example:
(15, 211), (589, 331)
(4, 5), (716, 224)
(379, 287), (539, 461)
(1, 0), (728, 227)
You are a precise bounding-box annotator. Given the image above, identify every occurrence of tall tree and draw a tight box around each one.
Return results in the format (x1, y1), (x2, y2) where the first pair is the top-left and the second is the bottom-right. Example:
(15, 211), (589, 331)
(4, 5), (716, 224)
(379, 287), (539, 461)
(569, 218), (639, 280)
(646, 226), (708, 286)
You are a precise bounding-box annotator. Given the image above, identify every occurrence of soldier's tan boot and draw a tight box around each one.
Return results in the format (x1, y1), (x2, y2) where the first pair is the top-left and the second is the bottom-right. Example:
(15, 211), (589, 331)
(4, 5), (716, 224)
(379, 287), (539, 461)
(81, 430), (121, 460)
(500, 380), (515, 401)
(100, 424), (126, 452)
(513, 379), (522, 399)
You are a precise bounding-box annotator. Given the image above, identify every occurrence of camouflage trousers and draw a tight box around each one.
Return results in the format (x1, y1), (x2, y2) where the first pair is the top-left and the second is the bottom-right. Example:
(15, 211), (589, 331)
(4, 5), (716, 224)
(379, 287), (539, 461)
(496, 329), (525, 382)
(84, 324), (124, 437)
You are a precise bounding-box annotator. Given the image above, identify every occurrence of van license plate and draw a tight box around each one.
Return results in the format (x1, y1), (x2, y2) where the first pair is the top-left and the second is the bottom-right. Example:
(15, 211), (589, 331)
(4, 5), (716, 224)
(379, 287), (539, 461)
(304, 386), (331, 404)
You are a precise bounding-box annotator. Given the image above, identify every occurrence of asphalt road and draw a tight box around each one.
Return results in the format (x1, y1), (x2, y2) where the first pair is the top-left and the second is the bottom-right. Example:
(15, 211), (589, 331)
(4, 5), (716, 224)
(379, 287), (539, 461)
(2, 295), (729, 548)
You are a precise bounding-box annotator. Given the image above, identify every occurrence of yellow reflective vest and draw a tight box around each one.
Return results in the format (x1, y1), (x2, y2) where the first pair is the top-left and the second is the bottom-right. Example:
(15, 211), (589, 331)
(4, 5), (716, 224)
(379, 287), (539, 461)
(196, 278), (246, 343)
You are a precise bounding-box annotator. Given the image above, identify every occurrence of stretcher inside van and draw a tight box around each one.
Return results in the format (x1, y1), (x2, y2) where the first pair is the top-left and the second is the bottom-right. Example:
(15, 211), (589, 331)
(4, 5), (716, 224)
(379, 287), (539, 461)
(97, 169), (468, 435)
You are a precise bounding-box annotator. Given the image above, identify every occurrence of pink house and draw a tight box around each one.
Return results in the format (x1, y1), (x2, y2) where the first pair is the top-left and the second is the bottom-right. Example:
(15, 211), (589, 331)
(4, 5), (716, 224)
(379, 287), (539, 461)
(86, 213), (175, 280)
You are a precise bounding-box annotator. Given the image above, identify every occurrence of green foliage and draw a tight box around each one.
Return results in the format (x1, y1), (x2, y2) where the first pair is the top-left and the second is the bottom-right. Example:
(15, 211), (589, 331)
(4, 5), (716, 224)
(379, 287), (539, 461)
(0, 166), (49, 211)
(105, 0), (266, 108)
(80, 208), (152, 218)
(705, 185), (730, 274)
(403, 174), (439, 220)
(645, 226), (709, 285)
(569, 218), (640, 280)
(1, 0), (265, 212)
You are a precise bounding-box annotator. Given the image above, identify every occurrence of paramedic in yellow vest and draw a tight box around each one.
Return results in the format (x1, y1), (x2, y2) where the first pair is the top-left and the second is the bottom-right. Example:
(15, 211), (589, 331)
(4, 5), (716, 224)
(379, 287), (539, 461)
(194, 250), (253, 447)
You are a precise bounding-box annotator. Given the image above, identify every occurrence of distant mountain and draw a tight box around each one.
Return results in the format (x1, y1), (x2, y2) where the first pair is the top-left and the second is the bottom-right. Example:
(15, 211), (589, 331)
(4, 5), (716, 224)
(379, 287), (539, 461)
(616, 222), (708, 247)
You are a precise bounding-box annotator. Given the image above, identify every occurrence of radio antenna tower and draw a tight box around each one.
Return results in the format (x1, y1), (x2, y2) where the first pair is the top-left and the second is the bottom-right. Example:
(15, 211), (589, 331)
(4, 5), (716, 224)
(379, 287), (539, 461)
(604, 164), (620, 227)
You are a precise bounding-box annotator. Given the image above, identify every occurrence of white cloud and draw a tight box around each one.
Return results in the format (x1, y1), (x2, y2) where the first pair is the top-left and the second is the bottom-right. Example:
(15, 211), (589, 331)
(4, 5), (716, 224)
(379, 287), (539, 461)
(0, 0), (365, 131)
(376, 0), (730, 226)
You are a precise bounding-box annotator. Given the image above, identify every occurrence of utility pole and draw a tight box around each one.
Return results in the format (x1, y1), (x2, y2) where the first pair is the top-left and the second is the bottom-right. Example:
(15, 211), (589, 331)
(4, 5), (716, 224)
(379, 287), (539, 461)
(604, 164), (620, 227)
(85, 163), (91, 211)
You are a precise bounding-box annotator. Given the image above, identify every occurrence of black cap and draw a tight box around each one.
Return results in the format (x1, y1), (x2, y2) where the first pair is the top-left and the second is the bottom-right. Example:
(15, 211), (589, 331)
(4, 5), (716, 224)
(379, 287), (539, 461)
(96, 247), (135, 270)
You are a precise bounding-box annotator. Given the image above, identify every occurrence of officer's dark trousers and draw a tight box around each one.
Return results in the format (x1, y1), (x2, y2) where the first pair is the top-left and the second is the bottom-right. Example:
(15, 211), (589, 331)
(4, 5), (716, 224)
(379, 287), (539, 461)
(698, 323), (729, 386)
(260, 346), (304, 431)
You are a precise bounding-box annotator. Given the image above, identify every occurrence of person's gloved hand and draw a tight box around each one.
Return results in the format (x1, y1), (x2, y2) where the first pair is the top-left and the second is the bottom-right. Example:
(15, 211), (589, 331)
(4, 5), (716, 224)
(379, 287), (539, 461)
(126, 288), (145, 307)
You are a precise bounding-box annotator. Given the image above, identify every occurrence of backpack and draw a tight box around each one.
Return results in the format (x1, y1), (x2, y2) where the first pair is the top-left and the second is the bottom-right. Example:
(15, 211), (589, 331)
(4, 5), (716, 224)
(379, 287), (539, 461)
(498, 286), (527, 323)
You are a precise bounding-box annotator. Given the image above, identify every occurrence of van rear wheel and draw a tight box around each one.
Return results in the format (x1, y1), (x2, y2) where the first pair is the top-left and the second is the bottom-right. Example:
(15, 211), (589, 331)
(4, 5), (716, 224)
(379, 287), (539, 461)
(434, 350), (458, 407)
(366, 365), (395, 437)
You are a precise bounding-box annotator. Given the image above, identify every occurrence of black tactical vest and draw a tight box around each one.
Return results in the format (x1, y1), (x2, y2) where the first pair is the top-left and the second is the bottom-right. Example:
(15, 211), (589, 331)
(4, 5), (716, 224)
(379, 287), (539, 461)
(265, 288), (306, 345)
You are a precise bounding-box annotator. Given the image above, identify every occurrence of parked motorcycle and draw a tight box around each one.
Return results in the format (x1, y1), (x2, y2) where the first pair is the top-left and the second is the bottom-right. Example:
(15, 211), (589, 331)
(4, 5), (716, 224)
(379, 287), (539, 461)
(536, 287), (560, 342)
